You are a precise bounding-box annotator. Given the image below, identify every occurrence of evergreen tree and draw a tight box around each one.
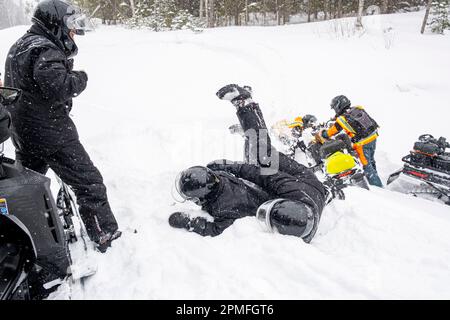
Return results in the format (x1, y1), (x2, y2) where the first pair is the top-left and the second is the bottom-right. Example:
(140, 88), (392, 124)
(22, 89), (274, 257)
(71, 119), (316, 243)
(123, 0), (204, 31)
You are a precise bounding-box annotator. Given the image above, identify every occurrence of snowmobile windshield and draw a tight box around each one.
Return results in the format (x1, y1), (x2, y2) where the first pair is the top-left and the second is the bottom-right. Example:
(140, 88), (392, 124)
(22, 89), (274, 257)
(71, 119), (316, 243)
(0, 87), (21, 106)
(64, 6), (94, 35)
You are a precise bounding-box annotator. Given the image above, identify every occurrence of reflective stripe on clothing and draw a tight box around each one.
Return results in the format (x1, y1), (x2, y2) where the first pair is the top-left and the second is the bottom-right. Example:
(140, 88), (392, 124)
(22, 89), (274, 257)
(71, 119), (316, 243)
(353, 144), (368, 166)
(353, 131), (379, 147)
(326, 124), (340, 138)
(336, 116), (356, 136)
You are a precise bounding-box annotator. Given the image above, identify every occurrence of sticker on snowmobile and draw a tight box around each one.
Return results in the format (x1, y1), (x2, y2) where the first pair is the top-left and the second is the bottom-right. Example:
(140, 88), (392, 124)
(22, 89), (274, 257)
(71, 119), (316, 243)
(0, 198), (9, 215)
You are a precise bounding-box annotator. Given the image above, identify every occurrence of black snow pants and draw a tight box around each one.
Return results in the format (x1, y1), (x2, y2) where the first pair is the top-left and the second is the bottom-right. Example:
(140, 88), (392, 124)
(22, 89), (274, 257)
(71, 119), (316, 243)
(238, 103), (311, 177)
(16, 141), (119, 243)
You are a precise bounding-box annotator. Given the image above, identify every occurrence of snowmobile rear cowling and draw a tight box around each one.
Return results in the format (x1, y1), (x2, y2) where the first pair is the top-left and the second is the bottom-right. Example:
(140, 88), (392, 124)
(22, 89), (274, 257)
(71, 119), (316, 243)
(319, 139), (348, 159)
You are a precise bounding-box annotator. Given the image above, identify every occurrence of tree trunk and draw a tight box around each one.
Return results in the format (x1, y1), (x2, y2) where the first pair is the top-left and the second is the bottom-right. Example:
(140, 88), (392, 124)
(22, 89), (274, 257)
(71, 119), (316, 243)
(206, 0), (209, 26)
(199, 0), (204, 18)
(337, 0), (342, 18)
(381, 0), (389, 14)
(307, 0), (311, 22)
(421, 0), (433, 34)
(208, 0), (215, 28)
(129, 0), (135, 17)
(276, 0), (280, 25)
(356, 0), (365, 28)
(245, 0), (248, 25)
(261, 0), (266, 25)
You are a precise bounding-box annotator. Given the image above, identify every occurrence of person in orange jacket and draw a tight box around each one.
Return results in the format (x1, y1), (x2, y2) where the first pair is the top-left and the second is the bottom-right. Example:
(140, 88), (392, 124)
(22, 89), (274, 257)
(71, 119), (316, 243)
(321, 95), (383, 187)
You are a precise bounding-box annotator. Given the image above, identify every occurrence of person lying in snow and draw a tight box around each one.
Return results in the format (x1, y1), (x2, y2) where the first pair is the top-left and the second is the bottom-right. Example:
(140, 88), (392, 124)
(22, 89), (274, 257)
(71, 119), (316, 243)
(169, 84), (334, 243)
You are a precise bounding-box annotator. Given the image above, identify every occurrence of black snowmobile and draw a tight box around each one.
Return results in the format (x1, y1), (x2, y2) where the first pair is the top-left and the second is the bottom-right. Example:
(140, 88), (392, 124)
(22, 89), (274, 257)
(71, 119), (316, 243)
(387, 134), (450, 205)
(0, 87), (92, 300)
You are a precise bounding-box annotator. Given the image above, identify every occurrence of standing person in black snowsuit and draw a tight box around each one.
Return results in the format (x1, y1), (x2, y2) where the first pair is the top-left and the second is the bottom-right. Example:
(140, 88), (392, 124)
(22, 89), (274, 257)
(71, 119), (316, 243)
(169, 84), (330, 243)
(0, 86), (72, 300)
(4, 0), (121, 252)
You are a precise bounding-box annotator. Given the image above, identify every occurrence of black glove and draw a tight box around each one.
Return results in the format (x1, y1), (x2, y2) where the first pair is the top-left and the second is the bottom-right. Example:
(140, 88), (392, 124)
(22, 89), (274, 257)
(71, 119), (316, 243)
(67, 59), (74, 71)
(169, 212), (191, 229)
(74, 70), (88, 83)
(216, 84), (252, 103)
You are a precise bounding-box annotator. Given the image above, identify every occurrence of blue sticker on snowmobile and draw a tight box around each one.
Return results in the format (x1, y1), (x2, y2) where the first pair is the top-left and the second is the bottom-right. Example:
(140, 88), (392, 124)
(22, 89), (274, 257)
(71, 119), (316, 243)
(0, 198), (9, 215)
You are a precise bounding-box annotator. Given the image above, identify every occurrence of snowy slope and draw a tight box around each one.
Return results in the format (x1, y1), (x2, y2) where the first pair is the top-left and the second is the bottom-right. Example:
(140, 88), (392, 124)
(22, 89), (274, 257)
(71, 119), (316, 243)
(1, 11), (450, 299)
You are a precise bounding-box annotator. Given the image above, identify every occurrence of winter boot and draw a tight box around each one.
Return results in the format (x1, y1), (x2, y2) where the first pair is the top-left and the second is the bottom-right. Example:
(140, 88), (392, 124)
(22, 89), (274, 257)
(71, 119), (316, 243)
(216, 84), (253, 108)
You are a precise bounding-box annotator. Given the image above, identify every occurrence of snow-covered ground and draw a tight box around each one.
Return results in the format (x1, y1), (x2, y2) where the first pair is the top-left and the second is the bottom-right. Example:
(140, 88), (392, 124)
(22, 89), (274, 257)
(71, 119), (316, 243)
(1, 11), (450, 299)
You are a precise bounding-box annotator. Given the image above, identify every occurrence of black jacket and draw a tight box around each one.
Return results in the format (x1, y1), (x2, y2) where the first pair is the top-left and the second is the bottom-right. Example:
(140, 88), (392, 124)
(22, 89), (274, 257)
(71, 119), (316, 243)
(208, 162), (327, 242)
(4, 24), (88, 155)
(333, 107), (379, 143)
(188, 170), (271, 237)
(188, 160), (327, 238)
(211, 162), (326, 215)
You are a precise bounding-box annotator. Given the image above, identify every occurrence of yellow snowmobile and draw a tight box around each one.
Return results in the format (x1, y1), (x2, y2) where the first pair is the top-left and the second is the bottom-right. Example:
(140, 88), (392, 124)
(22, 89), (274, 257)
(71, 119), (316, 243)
(271, 117), (369, 191)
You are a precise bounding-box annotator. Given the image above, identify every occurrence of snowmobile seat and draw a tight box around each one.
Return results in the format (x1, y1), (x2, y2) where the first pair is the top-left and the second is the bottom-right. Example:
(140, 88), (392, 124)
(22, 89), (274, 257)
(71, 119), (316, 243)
(320, 139), (347, 159)
(414, 141), (441, 156)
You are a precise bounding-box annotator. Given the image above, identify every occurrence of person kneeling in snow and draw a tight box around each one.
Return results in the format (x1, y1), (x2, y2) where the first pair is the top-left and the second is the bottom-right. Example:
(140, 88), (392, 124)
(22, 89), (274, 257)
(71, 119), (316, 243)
(169, 85), (331, 243)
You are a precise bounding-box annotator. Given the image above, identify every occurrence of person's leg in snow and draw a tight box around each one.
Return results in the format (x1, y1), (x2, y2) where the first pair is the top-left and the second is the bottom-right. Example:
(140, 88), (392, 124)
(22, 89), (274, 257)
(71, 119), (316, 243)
(362, 140), (383, 187)
(217, 84), (339, 202)
(217, 84), (310, 175)
(17, 142), (121, 252)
